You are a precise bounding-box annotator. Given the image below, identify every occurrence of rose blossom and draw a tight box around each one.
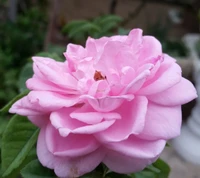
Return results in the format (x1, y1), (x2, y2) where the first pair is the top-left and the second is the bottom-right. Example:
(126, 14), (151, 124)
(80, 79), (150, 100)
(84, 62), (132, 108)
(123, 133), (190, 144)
(10, 29), (197, 178)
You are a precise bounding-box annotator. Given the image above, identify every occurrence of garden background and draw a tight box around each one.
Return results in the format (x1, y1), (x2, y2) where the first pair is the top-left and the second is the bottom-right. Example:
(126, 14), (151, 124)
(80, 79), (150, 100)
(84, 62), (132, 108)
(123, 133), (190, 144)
(1, 0), (200, 177)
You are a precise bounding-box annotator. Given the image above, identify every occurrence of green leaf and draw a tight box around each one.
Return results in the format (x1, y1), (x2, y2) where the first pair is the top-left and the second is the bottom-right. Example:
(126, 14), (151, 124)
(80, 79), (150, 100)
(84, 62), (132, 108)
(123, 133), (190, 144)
(62, 20), (89, 34)
(165, 142), (170, 147)
(118, 28), (130, 35)
(3, 148), (37, 178)
(93, 15), (122, 27)
(146, 165), (160, 174)
(152, 158), (170, 178)
(36, 52), (63, 62)
(0, 116), (9, 148)
(133, 171), (157, 178)
(21, 159), (57, 178)
(47, 44), (65, 60)
(0, 90), (29, 113)
(18, 63), (33, 92)
(1, 115), (39, 177)
(68, 23), (100, 39)
(133, 158), (170, 178)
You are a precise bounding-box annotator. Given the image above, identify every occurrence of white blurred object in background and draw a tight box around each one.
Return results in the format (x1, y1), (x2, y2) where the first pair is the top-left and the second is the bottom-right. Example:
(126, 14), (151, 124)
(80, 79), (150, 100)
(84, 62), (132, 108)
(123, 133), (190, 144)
(173, 34), (200, 165)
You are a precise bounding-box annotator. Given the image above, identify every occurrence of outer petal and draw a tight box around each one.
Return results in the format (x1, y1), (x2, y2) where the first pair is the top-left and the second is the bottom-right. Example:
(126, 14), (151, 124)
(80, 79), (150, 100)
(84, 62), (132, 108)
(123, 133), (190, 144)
(45, 123), (99, 157)
(26, 77), (79, 95)
(37, 127), (64, 169)
(9, 91), (79, 116)
(103, 150), (161, 173)
(138, 36), (162, 61)
(54, 148), (106, 178)
(138, 102), (182, 140)
(37, 127), (106, 178)
(33, 57), (77, 90)
(28, 115), (49, 128)
(147, 78), (197, 106)
(105, 135), (166, 159)
(137, 56), (182, 95)
(95, 96), (148, 142)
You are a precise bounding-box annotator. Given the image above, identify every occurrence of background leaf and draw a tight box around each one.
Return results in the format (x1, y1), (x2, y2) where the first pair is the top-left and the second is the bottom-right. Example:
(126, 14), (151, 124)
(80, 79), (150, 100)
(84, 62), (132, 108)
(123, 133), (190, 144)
(18, 63), (33, 92)
(1, 115), (39, 177)
(62, 20), (89, 34)
(0, 116), (9, 148)
(132, 158), (170, 178)
(21, 159), (57, 178)
(35, 52), (64, 62)
(0, 90), (29, 113)
(133, 171), (157, 178)
(3, 148), (37, 178)
(152, 158), (170, 178)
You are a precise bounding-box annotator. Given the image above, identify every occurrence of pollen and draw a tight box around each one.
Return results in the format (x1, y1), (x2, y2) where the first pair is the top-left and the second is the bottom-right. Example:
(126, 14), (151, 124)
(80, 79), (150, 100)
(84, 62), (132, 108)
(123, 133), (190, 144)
(94, 70), (106, 81)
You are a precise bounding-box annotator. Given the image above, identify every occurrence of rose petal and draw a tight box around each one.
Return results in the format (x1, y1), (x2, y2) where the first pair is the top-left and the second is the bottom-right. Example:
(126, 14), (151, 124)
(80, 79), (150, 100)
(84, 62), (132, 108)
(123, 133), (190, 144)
(105, 135), (166, 159)
(37, 127), (62, 169)
(37, 127), (105, 178)
(88, 80), (110, 98)
(137, 56), (182, 95)
(126, 28), (143, 53)
(81, 94), (134, 112)
(121, 69), (150, 94)
(33, 57), (77, 89)
(95, 41), (136, 81)
(51, 107), (116, 136)
(148, 78), (197, 106)
(87, 36), (109, 54)
(50, 107), (86, 137)
(95, 96), (148, 142)
(28, 115), (49, 128)
(72, 120), (115, 135)
(103, 150), (160, 173)
(65, 43), (87, 58)
(138, 102), (182, 140)
(70, 104), (121, 124)
(9, 91), (79, 116)
(45, 123), (99, 157)
(26, 77), (78, 95)
(138, 36), (162, 61)
(54, 148), (106, 178)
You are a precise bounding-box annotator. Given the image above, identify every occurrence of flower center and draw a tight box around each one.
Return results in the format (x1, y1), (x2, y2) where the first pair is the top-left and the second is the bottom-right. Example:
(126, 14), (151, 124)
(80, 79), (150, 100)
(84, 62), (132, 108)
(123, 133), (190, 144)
(94, 71), (106, 81)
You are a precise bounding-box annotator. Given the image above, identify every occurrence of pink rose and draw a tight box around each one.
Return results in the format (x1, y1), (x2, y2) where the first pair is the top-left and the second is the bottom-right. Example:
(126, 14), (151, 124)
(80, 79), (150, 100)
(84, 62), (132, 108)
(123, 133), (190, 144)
(10, 29), (197, 178)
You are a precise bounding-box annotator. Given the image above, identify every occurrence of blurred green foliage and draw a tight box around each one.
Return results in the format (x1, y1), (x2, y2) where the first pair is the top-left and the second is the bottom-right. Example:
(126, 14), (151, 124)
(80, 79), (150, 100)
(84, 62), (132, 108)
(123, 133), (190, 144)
(62, 15), (124, 43)
(147, 21), (189, 57)
(0, 6), (47, 107)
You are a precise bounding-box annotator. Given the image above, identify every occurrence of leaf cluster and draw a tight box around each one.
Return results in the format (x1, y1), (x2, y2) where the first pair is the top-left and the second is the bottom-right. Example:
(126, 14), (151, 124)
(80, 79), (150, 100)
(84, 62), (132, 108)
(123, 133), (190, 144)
(62, 15), (123, 43)
(0, 6), (47, 107)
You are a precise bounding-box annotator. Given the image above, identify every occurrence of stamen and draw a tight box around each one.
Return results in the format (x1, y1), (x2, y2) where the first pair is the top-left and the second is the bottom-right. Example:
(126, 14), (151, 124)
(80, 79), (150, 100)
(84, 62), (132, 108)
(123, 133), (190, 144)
(94, 71), (106, 81)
